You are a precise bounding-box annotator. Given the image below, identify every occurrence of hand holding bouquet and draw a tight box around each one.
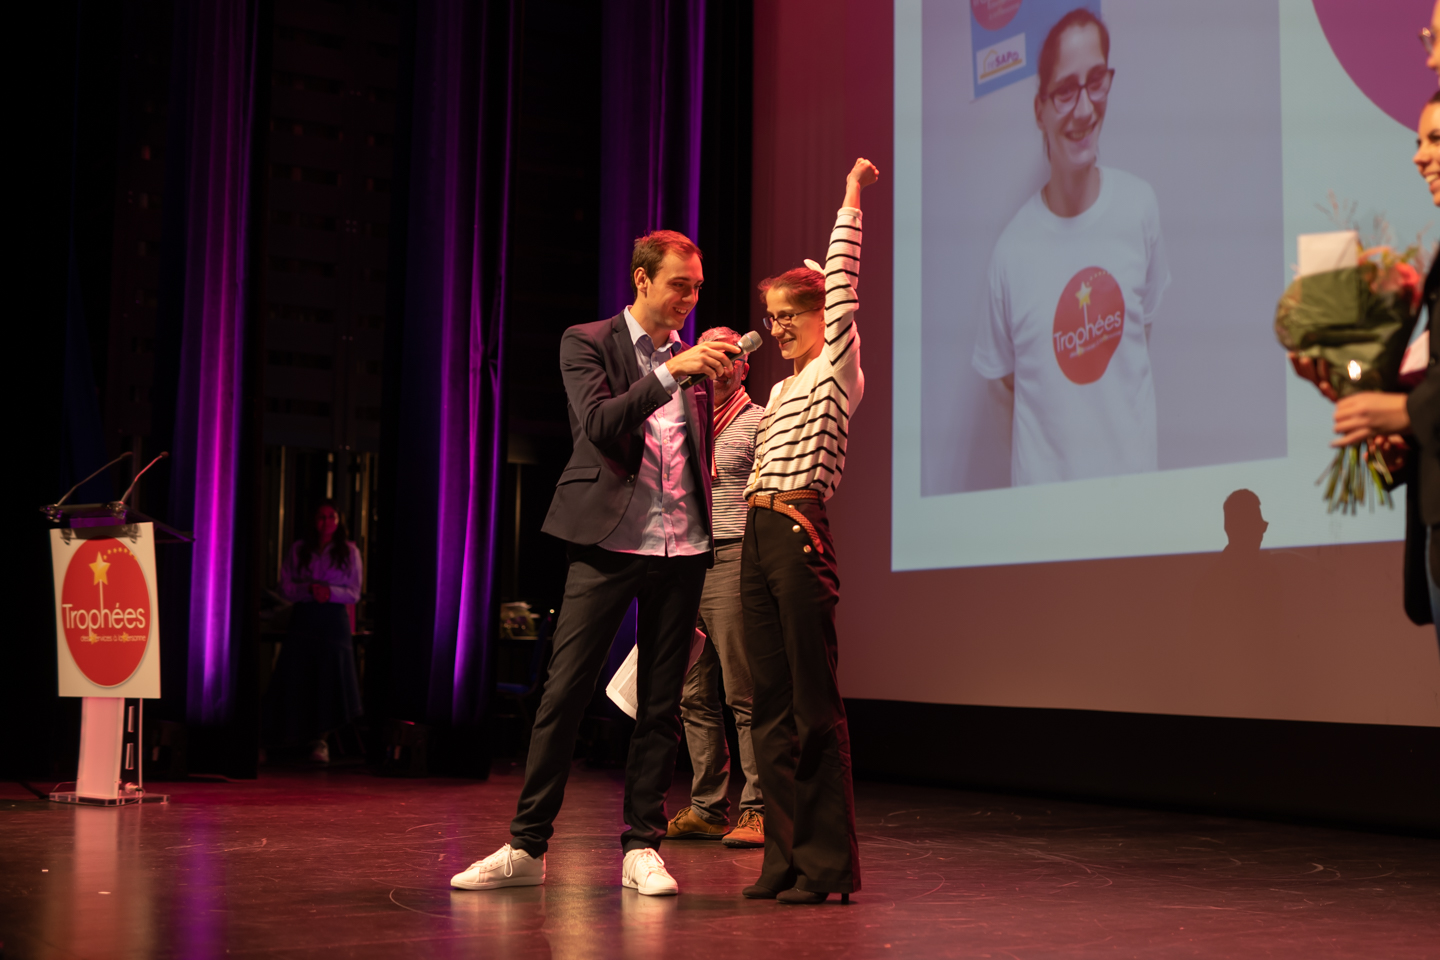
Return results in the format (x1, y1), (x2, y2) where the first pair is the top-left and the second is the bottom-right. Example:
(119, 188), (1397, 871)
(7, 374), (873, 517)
(1275, 229), (1425, 513)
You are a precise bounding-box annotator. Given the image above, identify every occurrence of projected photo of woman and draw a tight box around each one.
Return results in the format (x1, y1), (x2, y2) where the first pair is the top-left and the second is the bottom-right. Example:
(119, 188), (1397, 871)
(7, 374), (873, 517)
(971, 8), (1170, 487)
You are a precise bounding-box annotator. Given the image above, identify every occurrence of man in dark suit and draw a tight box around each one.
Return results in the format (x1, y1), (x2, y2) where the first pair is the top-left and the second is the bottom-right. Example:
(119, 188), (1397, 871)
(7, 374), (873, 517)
(452, 230), (738, 896)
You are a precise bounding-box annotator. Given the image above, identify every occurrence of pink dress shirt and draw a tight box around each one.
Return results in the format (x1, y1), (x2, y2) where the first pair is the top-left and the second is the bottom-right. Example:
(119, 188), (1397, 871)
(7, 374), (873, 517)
(596, 308), (710, 557)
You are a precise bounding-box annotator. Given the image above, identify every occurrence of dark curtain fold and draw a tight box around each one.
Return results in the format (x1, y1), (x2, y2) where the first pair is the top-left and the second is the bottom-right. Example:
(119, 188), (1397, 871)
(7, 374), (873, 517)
(61, 0), (121, 508)
(62, 241), (114, 506)
(152, 0), (262, 730)
(599, 0), (707, 339)
(697, 0), (753, 335)
(389, 0), (517, 733)
(5, 1), (120, 780)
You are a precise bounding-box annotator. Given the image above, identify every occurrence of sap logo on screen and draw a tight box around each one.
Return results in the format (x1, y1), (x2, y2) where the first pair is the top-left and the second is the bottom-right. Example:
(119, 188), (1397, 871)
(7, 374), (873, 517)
(976, 33), (1026, 83)
(970, 0), (1101, 100)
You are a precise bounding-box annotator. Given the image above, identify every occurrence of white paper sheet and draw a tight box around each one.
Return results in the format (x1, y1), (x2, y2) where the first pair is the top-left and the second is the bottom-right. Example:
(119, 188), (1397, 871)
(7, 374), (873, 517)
(1296, 230), (1359, 277)
(605, 628), (708, 719)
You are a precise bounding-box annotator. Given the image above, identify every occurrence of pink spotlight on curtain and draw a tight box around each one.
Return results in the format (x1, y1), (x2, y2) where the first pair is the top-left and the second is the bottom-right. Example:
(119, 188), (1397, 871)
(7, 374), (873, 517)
(167, 0), (261, 726)
(389, 0), (516, 731)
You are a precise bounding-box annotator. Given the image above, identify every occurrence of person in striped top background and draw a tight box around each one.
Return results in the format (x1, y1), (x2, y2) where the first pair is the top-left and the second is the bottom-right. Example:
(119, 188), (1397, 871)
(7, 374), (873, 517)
(739, 157), (879, 905)
(667, 326), (768, 848)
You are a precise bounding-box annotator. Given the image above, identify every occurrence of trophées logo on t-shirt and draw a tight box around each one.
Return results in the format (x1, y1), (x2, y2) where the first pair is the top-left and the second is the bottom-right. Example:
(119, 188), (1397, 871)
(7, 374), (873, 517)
(61, 539), (152, 687)
(1052, 267), (1124, 385)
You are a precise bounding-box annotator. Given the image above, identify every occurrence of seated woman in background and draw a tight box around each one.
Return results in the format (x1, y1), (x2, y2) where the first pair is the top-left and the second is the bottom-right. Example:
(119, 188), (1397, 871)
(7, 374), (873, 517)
(267, 501), (364, 763)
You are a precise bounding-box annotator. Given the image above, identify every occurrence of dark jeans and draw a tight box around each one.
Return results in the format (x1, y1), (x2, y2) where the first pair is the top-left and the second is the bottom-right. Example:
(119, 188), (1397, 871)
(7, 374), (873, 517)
(1429, 525), (1440, 648)
(682, 542), (762, 823)
(509, 545), (708, 856)
(741, 501), (861, 894)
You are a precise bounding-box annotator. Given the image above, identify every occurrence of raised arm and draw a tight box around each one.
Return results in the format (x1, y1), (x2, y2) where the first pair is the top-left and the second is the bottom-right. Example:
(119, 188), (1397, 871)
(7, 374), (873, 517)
(823, 158), (879, 367)
(842, 157), (878, 212)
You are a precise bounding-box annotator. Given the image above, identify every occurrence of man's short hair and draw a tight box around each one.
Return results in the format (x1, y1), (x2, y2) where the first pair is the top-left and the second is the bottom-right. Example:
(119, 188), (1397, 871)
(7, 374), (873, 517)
(699, 325), (742, 346)
(700, 325), (747, 379)
(631, 230), (701, 296)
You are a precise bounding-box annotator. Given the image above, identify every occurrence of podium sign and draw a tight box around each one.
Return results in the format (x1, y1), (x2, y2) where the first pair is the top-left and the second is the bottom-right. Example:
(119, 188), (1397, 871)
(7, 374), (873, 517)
(48, 522), (166, 805)
(50, 523), (161, 698)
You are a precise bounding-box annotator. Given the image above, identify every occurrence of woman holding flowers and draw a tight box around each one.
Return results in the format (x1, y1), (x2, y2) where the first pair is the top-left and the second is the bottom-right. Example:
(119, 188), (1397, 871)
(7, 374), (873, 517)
(972, 7), (1170, 487)
(1290, 67), (1440, 641)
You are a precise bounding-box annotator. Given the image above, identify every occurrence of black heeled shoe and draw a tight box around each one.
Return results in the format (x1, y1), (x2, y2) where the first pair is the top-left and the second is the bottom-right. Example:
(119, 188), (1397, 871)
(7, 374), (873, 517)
(776, 888), (850, 905)
(742, 884), (778, 899)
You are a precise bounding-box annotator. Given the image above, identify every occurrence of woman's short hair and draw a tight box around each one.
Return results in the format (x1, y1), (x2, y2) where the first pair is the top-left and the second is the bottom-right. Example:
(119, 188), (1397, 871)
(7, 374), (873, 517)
(631, 230), (701, 295)
(1036, 7), (1110, 101)
(758, 267), (825, 313)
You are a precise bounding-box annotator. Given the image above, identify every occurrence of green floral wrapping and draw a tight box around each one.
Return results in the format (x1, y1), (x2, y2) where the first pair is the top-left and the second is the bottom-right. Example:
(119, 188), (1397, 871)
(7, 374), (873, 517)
(1273, 264), (1412, 397)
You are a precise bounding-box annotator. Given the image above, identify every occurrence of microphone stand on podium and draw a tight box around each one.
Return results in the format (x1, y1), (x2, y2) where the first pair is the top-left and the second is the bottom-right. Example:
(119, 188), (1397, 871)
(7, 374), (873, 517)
(40, 452), (192, 805)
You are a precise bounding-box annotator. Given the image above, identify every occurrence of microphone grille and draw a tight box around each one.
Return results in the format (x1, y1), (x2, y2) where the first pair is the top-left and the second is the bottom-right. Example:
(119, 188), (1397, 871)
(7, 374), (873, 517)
(739, 330), (763, 353)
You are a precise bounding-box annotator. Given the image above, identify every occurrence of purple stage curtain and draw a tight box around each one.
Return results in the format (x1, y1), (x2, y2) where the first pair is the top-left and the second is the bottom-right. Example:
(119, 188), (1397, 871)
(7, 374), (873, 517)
(164, 0), (261, 726)
(598, 0), (707, 341)
(390, 0), (516, 729)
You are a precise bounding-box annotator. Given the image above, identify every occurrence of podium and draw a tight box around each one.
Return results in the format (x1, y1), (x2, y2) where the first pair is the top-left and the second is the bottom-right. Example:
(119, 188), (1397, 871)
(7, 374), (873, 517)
(42, 453), (191, 805)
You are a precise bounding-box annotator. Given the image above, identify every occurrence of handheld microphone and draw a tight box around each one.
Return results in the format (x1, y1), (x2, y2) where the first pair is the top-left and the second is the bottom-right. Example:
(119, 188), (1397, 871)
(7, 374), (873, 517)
(677, 330), (763, 389)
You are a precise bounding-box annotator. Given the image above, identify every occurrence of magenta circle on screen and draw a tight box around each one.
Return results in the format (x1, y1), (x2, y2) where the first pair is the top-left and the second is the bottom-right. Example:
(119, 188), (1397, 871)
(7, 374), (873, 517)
(1312, 0), (1436, 130)
(971, 0), (1023, 33)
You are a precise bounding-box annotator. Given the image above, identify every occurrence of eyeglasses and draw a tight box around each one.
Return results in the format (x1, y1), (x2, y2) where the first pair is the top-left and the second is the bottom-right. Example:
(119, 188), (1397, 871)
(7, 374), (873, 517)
(1423, 27), (1435, 54)
(761, 308), (818, 331)
(1045, 67), (1114, 113)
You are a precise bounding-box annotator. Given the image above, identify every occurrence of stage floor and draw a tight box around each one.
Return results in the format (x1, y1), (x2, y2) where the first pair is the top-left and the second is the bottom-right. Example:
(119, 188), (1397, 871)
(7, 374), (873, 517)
(2, 765), (1437, 959)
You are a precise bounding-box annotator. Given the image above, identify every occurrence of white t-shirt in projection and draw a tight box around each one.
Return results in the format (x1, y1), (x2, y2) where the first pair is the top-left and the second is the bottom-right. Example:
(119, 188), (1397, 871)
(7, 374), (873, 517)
(972, 167), (1170, 486)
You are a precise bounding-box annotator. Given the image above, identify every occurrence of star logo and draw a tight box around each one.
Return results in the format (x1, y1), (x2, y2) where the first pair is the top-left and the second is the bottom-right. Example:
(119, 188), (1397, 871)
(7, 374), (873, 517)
(90, 554), (111, 586)
(1052, 267), (1124, 385)
(61, 537), (153, 688)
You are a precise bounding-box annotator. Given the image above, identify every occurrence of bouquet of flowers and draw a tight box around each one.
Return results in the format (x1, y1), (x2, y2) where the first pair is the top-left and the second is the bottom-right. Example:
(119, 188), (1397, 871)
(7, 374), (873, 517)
(1274, 221), (1425, 514)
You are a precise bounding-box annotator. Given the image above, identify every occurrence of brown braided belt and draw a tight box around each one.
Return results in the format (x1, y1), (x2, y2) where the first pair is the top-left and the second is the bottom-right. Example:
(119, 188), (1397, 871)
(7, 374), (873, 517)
(747, 489), (825, 555)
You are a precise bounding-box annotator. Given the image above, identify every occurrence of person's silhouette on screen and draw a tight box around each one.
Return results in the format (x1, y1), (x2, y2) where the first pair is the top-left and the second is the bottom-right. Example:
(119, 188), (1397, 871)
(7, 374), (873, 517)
(1222, 489), (1268, 554)
(1182, 488), (1288, 710)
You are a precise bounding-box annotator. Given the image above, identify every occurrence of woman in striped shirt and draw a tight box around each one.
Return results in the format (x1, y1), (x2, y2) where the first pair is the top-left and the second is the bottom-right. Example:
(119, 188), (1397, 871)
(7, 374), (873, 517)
(739, 157), (878, 905)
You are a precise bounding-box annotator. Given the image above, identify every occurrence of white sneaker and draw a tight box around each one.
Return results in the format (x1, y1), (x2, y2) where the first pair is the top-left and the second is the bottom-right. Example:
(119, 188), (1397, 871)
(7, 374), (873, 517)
(450, 844), (545, 890)
(622, 848), (678, 896)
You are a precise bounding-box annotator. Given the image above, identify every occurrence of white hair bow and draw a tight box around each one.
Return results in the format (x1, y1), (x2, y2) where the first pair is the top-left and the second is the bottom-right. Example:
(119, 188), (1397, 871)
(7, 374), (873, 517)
(803, 258), (823, 272)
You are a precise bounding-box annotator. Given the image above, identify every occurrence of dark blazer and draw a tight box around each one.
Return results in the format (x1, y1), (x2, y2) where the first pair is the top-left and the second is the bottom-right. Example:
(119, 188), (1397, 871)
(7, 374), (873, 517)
(1402, 255), (1440, 624)
(542, 313), (714, 545)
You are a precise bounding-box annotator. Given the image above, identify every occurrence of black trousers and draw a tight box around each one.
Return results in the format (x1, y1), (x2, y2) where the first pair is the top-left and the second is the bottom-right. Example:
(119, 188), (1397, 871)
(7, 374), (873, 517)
(509, 544), (708, 856)
(740, 501), (861, 894)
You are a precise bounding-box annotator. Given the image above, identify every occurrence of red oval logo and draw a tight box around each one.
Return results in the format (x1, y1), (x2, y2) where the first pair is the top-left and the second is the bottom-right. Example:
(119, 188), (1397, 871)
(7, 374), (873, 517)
(1052, 267), (1125, 385)
(61, 539), (152, 687)
(971, 0), (1022, 32)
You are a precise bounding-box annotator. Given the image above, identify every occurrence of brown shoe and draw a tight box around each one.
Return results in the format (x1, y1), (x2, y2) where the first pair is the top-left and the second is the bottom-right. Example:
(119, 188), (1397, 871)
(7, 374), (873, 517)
(722, 809), (764, 847)
(666, 805), (728, 840)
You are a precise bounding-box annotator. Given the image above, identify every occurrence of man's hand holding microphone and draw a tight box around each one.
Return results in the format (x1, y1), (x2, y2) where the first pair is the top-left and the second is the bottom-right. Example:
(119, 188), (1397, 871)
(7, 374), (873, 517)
(666, 330), (764, 389)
